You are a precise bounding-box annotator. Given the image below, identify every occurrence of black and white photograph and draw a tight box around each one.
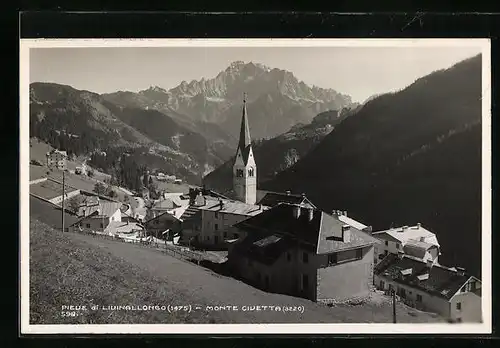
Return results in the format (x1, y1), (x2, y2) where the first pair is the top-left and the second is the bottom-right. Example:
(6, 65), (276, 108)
(20, 39), (491, 334)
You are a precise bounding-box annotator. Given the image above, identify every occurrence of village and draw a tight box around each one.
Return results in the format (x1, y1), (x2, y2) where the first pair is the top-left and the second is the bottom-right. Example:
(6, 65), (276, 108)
(29, 97), (482, 324)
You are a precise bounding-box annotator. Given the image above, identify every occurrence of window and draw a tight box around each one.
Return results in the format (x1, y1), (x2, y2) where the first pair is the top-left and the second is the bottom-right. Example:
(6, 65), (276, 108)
(100, 223), (104, 228)
(223, 232), (227, 238)
(399, 288), (406, 299)
(236, 169), (244, 177)
(328, 253), (338, 265)
(385, 240), (389, 246)
(356, 248), (363, 260)
(214, 236), (219, 243)
(380, 280), (385, 289)
(86, 223), (91, 228)
(302, 274), (309, 291)
(287, 252), (291, 262)
(456, 302), (462, 311)
(214, 212), (219, 219)
(248, 167), (254, 177)
(303, 252), (309, 263)
(416, 294), (423, 302)
(205, 236), (209, 241)
(214, 223), (218, 231)
(396, 243), (400, 249)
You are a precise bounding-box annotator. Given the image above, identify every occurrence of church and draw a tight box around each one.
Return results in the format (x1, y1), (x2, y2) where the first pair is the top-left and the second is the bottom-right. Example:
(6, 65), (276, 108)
(178, 95), (268, 248)
(179, 94), (319, 248)
(233, 93), (257, 204)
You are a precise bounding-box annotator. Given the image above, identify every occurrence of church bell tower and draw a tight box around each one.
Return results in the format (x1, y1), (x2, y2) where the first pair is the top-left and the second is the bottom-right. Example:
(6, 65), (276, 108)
(233, 93), (257, 205)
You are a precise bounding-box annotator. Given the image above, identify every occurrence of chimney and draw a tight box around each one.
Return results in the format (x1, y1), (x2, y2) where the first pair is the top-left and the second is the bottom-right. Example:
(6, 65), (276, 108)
(420, 236), (426, 242)
(342, 225), (351, 243)
(306, 207), (314, 221)
(344, 210), (348, 217)
(286, 190), (291, 195)
(417, 223), (421, 228)
(456, 267), (466, 276)
(426, 259), (434, 269)
(292, 205), (301, 219)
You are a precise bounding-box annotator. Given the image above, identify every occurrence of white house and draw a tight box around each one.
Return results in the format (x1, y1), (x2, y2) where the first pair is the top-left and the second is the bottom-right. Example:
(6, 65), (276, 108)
(46, 149), (68, 170)
(371, 224), (441, 265)
(71, 201), (123, 235)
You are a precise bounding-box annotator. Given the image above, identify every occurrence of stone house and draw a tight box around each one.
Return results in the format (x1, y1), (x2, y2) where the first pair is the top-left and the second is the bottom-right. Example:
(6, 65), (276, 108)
(371, 224), (441, 265)
(227, 203), (379, 302)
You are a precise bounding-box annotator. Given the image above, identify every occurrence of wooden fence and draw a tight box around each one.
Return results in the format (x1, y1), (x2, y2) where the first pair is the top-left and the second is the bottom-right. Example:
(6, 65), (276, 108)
(75, 230), (203, 264)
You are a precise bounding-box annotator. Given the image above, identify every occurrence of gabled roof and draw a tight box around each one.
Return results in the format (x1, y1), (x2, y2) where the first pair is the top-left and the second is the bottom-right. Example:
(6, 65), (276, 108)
(235, 96), (253, 165)
(179, 205), (202, 224)
(78, 201), (122, 218)
(257, 191), (316, 208)
(152, 198), (180, 210)
(30, 194), (80, 228)
(372, 224), (440, 247)
(374, 254), (476, 300)
(403, 240), (437, 259)
(144, 210), (181, 224)
(232, 231), (294, 266)
(106, 221), (144, 234)
(233, 204), (378, 261)
(337, 214), (368, 231)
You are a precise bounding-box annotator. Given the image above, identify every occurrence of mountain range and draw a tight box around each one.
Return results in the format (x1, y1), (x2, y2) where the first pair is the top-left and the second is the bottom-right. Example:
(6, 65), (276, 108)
(102, 61), (355, 140)
(261, 54), (483, 277)
(29, 61), (354, 183)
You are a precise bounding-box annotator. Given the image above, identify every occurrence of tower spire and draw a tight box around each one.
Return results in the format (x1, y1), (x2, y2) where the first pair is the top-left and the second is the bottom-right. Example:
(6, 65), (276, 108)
(238, 92), (252, 151)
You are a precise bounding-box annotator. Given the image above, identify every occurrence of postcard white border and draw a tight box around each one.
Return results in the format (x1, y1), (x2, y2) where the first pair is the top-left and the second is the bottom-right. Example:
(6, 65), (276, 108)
(20, 38), (492, 335)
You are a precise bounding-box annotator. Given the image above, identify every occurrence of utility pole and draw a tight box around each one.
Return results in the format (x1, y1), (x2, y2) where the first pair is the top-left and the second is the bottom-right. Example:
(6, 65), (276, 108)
(392, 289), (397, 323)
(62, 170), (65, 233)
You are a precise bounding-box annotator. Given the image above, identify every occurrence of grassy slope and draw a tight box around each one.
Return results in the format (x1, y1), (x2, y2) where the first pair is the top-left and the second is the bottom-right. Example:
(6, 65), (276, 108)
(29, 218), (444, 324)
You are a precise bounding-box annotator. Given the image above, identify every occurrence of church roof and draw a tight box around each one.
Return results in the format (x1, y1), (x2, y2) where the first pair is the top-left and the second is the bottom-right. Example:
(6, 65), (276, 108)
(236, 96), (253, 165)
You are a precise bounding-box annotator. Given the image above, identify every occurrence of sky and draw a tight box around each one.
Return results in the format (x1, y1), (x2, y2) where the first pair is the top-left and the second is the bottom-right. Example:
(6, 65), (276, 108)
(29, 45), (483, 103)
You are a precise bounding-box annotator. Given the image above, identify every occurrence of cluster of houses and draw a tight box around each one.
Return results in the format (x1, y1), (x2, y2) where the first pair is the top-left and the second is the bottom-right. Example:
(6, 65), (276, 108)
(31, 97), (482, 323)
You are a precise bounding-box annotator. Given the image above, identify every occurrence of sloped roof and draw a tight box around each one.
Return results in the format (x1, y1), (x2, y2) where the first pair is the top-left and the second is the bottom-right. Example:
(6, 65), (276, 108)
(78, 201), (122, 218)
(29, 194), (80, 228)
(144, 210), (181, 224)
(234, 204), (378, 261)
(374, 254), (475, 300)
(30, 179), (78, 200)
(152, 198), (180, 210)
(232, 231), (294, 266)
(199, 199), (268, 216)
(179, 205), (202, 224)
(106, 221), (144, 234)
(403, 240), (436, 259)
(257, 191), (316, 208)
(372, 224), (440, 247)
(337, 214), (368, 231)
(236, 97), (252, 165)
